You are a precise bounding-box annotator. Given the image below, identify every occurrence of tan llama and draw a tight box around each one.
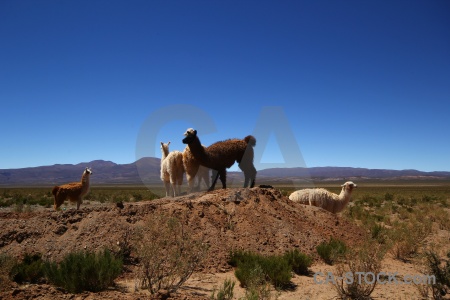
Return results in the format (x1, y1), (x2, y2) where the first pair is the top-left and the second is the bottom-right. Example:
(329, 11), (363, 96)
(52, 167), (92, 210)
(160, 142), (184, 197)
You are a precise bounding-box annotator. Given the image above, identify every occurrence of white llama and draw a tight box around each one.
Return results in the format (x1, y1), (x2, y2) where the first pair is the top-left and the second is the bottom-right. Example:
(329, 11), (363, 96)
(288, 181), (357, 214)
(160, 141), (184, 197)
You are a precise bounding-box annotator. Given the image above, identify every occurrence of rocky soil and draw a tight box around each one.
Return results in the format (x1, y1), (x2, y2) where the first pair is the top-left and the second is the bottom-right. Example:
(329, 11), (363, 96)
(1, 187), (423, 299)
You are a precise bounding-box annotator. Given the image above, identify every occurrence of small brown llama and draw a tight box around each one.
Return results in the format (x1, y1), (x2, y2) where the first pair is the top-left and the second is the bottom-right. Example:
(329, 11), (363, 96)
(182, 128), (257, 191)
(52, 167), (92, 210)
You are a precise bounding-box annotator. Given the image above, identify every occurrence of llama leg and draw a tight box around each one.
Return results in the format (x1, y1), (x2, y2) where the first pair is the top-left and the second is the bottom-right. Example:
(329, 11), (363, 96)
(218, 169), (227, 189)
(208, 170), (220, 191)
(170, 180), (177, 197)
(240, 164), (257, 188)
(54, 197), (60, 211)
(177, 176), (182, 196)
(194, 173), (201, 191)
(187, 173), (195, 193)
(54, 196), (58, 211)
(177, 169), (184, 196)
(164, 181), (171, 197)
(203, 168), (210, 190)
(194, 175), (200, 191)
(54, 194), (64, 211)
(76, 197), (82, 210)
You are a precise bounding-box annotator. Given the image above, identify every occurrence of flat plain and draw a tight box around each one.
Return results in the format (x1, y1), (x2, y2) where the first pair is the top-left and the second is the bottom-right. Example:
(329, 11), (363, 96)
(0, 180), (449, 299)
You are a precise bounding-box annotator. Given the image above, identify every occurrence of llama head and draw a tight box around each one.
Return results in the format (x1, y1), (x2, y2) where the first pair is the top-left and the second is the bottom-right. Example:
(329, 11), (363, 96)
(84, 167), (92, 175)
(160, 141), (170, 155)
(341, 181), (357, 191)
(182, 128), (197, 144)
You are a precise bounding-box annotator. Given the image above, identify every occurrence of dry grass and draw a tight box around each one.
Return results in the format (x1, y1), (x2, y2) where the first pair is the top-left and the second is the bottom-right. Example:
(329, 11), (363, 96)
(133, 212), (208, 295)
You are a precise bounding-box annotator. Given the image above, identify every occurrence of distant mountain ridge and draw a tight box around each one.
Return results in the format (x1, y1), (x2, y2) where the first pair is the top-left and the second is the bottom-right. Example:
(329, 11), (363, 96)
(257, 167), (450, 179)
(1, 159), (449, 186)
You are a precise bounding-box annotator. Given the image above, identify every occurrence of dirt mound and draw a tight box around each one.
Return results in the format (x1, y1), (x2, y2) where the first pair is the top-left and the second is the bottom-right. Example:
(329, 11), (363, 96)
(0, 187), (366, 299)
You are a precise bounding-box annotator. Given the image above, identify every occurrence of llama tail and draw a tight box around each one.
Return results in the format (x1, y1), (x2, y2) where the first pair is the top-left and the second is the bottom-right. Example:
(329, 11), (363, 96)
(52, 186), (59, 196)
(244, 135), (256, 147)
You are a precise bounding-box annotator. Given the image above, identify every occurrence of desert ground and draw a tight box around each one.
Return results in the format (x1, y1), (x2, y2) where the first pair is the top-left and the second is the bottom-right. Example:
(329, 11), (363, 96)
(1, 183), (449, 299)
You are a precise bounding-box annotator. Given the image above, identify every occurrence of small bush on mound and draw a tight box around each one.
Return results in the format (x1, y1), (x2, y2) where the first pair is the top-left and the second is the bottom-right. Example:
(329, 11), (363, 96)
(283, 249), (313, 276)
(1, 254), (17, 289)
(230, 250), (292, 289)
(10, 253), (45, 284)
(210, 278), (235, 300)
(316, 237), (348, 265)
(44, 249), (122, 293)
(133, 213), (208, 295)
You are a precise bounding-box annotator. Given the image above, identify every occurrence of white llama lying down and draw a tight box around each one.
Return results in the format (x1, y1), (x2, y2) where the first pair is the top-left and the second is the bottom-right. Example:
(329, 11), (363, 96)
(160, 141), (184, 197)
(289, 181), (357, 214)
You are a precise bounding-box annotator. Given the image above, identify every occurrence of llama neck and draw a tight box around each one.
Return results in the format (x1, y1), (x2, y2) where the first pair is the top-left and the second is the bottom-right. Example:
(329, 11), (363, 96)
(161, 147), (169, 163)
(81, 173), (90, 191)
(330, 187), (351, 213)
(338, 187), (352, 204)
(188, 136), (208, 165)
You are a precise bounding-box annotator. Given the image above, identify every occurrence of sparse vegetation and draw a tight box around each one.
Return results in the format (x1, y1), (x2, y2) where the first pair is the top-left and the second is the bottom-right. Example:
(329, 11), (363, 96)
(1, 182), (449, 298)
(44, 249), (123, 293)
(210, 278), (235, 300)
(388, 219), (431, 262)
(334, 243), (384, 300)
(133, 213), (208, 295)
(283, 249), (313, 275)
(10, 253), (45, 284)
(0, 254), (16, 290)
(418, 251), (450, 299)
(0, 186), (159, 209)
(316, 237), (348, 265)
(230, 250), (295, 289)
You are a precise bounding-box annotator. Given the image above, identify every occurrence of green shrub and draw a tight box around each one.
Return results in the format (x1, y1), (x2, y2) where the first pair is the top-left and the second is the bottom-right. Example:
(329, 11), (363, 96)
(283, 249), (312, 275)
(210, 278), (235, 300)
(0, 254), (16, 290)
(131, 192), (143, 201)
(10, 253), (45, 284)
(424, 251), (450, 298)
(44, 249), (122, 293)
(384, 192), (394, 201)
(230, 250), (292, 289)
(316, 237), (348, 265)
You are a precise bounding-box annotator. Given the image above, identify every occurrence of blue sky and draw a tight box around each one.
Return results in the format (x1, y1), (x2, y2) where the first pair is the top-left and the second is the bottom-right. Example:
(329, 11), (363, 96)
(1, 0), (449, 172)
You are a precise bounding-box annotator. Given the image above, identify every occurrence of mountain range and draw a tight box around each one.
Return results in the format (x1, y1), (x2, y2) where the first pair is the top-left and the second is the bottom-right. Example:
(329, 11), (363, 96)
(1, 159), (449, 186)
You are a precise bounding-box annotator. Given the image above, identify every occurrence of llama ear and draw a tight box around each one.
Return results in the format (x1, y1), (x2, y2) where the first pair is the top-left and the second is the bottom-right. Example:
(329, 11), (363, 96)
(168, 141), (171, 145)
(193, 130), (197, 135)
(160, 142), (163, 146)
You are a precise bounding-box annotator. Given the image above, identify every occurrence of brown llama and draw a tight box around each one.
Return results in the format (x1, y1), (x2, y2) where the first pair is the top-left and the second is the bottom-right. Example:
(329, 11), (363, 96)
(182, 128), (257, 191)
(52, 167), (92, 210)
(182, 145), (210, 193)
